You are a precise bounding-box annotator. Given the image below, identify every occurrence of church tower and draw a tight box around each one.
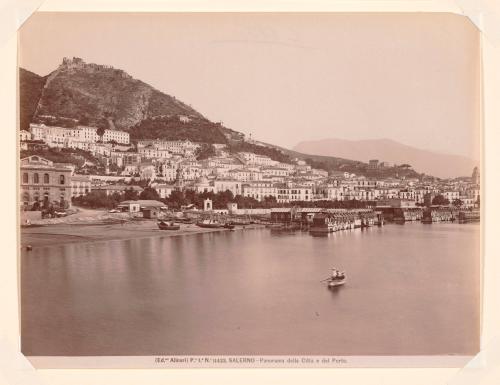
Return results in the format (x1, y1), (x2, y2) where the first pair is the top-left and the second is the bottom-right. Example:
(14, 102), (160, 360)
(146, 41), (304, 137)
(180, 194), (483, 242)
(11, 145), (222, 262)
(472, 167), (480, 185)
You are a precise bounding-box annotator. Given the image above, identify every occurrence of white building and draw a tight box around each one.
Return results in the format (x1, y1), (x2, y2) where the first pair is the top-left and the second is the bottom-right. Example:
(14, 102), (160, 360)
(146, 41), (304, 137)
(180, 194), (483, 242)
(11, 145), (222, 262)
(70, 175), (92, 197)
(214, 179), (243, 196)
(242, 182), (277, 201)
(20, 130), (32, 141)
(102, 129), (130, 144)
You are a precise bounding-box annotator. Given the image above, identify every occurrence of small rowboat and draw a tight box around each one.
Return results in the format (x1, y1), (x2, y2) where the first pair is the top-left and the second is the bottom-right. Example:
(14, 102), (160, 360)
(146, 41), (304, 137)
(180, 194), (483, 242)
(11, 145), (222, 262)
(321, 268), (346, 289)
(157, 221), (180, 230)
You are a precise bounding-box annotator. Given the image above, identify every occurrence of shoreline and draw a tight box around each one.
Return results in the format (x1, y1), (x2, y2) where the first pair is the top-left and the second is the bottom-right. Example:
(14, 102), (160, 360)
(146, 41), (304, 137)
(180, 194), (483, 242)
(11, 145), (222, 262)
(21, 221), (265, 248)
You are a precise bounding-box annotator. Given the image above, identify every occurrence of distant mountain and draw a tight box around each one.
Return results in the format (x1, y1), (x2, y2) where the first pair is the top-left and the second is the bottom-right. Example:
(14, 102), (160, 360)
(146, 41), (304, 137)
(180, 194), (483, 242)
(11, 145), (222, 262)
(20, 57), (202, 131)
(294, 138), (477, 178)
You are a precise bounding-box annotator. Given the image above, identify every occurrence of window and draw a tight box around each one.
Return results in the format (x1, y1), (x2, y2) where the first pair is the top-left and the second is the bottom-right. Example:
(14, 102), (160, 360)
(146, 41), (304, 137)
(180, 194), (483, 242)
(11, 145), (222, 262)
(44, 173), (49, 184)
(22, 173), (28, 183)
(33, 173), (39, 184)
(59, 175), (65, 185)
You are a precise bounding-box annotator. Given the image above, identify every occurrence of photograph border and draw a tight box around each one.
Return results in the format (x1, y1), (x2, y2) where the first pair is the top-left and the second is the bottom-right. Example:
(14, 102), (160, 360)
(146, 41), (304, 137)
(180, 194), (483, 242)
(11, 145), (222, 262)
(2, 0), (500, 384)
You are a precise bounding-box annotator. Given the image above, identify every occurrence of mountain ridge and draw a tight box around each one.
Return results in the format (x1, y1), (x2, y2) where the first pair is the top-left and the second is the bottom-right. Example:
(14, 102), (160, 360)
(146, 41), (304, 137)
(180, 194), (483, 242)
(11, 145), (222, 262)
(294, 138), (477, 178)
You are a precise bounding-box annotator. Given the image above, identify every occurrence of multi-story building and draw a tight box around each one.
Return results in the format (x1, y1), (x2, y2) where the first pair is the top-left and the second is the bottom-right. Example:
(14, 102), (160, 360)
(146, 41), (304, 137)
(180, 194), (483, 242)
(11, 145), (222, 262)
(138, 146), (171, 159)
(70, 175), (91, 198)
(443, 190), (460, 202)
(20, 155), (73, 210)
(152, 183), (175, 199)
(102, 129), (130, 144)
(29, 123), (130, 146)
(276, 183), (312, 203)
(214, 179), (243, 196)
(20, 130), (32, 141)
(262, 167), (290, 178)
(242, 181), (277, 201)
(315, 185), (346, 201)
(156, 162), (178, 182)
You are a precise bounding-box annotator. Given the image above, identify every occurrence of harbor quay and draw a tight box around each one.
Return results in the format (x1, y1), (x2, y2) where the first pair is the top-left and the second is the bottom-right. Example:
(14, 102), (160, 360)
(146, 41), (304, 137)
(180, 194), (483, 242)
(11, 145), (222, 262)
(20, 197), (480, 248)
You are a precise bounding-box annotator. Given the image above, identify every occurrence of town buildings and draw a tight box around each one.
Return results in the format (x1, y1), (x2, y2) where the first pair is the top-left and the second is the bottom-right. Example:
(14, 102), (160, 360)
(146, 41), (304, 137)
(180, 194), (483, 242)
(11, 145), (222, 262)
(20, 123), (480, 211)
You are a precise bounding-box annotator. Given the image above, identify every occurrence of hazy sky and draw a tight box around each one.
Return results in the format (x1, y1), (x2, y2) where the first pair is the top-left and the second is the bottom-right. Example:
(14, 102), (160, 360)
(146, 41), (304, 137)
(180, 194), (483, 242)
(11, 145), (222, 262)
(19, 12), (480, 160)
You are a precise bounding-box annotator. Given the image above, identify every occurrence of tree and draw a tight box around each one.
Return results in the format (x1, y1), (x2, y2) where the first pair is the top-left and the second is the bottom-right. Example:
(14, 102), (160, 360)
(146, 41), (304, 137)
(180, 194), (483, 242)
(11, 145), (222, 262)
(165, 190), (187, 209)
(123, 187), (139, 201)
(96, 126), (106, 139)
(452, 198), (463, 208)
(139, 187), (161, 201)
(195, 143), (216, 160)
(432, 194), (449, 206)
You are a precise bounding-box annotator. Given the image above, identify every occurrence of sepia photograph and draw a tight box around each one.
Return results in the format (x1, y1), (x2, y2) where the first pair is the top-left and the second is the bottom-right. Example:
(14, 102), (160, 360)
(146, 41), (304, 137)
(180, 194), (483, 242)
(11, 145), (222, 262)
(17, 12), (481, 366)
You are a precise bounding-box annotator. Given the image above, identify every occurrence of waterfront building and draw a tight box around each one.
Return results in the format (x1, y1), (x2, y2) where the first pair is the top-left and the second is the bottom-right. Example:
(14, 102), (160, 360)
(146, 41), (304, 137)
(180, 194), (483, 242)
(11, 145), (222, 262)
(242, 181), (277, 201)
(276, 183), (312, 203)
(20, 155), (73, 210)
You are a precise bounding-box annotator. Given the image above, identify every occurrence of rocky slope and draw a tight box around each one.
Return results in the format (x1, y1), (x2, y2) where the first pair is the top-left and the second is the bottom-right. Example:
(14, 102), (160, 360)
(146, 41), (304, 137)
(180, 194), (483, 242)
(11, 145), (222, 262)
(21, 57), (202, 131)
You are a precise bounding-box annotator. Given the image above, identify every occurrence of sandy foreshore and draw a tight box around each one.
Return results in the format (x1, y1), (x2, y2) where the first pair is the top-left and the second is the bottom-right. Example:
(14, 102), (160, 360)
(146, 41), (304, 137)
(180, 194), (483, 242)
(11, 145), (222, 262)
(21, 220), (265, 248)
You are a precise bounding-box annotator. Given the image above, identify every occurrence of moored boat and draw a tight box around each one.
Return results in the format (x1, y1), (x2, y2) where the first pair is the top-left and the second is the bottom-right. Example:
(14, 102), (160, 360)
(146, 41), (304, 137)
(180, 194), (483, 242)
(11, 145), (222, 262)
(196, 219), (222, 228)
(157, 220), (180, 230)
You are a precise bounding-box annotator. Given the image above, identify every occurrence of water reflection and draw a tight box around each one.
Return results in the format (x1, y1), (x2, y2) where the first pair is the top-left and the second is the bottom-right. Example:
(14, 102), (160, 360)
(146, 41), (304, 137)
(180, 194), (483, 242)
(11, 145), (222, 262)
(21, 223), (480, 356)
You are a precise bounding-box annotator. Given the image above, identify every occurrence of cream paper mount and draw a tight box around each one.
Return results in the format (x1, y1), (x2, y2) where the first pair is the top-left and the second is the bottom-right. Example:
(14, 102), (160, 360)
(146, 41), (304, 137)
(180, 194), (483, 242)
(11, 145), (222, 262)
(3, 1), (500, 384)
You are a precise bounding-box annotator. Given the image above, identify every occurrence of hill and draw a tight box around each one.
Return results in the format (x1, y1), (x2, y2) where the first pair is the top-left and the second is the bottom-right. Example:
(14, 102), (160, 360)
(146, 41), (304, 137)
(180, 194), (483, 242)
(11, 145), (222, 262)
(21, 57), (202, 131)
(20, 58), (431, 178)
(294, 138), (477, 179)
(19, 68), (47, 131)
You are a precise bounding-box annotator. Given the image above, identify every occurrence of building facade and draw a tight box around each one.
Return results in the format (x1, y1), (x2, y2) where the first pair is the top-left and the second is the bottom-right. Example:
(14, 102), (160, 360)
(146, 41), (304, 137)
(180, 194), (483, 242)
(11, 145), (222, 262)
(20, 156), (73, 210)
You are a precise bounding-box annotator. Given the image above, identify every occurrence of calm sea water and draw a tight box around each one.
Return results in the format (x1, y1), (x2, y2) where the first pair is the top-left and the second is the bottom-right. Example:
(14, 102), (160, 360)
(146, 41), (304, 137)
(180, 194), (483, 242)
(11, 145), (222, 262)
(21, 223), (480, 356)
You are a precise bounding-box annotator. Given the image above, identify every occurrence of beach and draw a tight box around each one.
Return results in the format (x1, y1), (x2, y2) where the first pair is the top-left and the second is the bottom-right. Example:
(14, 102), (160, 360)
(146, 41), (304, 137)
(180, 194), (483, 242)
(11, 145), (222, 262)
(21, 209), (264, 247)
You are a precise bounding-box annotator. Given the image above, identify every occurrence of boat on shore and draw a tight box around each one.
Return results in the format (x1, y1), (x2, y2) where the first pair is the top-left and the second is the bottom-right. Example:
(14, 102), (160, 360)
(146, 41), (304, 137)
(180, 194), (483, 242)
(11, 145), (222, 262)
(321, 268), (346, 288)
(21, 223), (44, 228)
(196, 219), (223, 228)
(157, 220), (180, 230)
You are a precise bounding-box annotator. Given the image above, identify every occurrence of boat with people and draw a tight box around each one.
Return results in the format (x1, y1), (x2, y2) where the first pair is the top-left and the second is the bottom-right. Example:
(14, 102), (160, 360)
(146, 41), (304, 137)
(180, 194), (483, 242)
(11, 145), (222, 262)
(321, 268), (346, 288)
(157, 220), (180, 230)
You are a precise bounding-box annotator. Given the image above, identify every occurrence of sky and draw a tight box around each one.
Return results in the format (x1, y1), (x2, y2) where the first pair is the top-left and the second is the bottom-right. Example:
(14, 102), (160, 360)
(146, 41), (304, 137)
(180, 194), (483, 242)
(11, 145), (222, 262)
(19, 12), (480, 160)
